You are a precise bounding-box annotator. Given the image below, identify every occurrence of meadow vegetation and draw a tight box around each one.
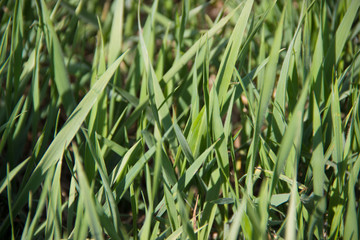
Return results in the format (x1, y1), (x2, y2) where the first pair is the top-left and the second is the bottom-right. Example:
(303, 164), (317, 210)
(0, 0), (360, 239)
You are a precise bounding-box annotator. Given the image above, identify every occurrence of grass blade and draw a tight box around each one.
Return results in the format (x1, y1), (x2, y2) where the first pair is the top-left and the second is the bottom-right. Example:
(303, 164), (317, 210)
(0, 51), (128, 234)
(246, 9), (285, 196)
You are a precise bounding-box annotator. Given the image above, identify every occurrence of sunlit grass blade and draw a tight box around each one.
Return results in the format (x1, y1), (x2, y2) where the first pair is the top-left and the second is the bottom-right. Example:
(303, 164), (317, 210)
(246, 9), (285, 196)
(331, 78), (344, 191)
(110, 140), (141, 187)
(44, 159), (62, 240)
(310, 94), (325, 196)
(271, 1), (307, 142)
(162, 4), (241, 84)
(198, 172), (221, 239)
(228, 199), (247, 239)
(164, 182), (179, 232)
(210, 90), (230, 184)
(191, 50), (200, 123)
(24, 165), (56, 240)
(71, 191), (88, 240)
(212, 0), (253, 106)
(21, 191), (32, 240)
(0, 96), (24, 153)
(344, 155), (360, 240)
(88, 18), (108, 136)
(30, 27), (42, 144)
(138, 6), (177, 153)
(74, 144), (104, 240)
(176, 0), (189, 55)
(83, 131), (123, 234)
(0, 52), (128, 234)
(85, 18), (108, 180)
(112, 145), (156, 201)
(307, 93), (326, 238)
(139, 164), (153, 240)
(285, 167), (298, 240)
(330, 0), (360, 66)
(66, 170), (77, 238)
(0, 158), (29, 194)
(108, 0), (124, 64)
(322, 0), (360, 100)
(155, 140), (218, 216)
(174, 122), (195, 163)
(177, 191), (196, 240)
(38, 0), (76, 115)
(270, 77), (310, 195)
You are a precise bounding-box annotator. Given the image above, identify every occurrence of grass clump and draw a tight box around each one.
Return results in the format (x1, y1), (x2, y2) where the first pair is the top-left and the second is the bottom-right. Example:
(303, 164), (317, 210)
(1, 0), (360, 239)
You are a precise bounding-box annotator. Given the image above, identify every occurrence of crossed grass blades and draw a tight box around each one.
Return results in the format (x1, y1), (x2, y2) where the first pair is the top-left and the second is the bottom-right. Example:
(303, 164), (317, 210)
(1, 0), (360, 239)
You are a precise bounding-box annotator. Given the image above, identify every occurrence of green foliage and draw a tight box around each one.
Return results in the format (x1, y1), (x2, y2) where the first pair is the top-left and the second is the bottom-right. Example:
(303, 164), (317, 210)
(1, 0), (359, 239)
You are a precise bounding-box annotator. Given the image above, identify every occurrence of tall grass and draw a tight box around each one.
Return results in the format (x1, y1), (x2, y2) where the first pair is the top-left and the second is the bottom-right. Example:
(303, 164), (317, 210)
(1, 0), (359, 239)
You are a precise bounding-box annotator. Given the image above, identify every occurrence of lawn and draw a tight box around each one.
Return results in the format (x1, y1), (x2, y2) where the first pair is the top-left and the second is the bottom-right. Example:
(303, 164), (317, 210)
(0, 0), (360, 239)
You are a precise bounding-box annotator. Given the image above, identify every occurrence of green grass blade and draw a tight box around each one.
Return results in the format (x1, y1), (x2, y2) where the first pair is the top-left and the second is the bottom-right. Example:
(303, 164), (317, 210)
(310, 93), (326, 196)
(0, 18), (10, 67)
(210, 89), (230, 182)
(333, 0), (360, 66)
(44, 159), (62, 240)
(113, 146), (156, 201)
(108, 0), (124, 64)
(228, 199), (247, 239)
(25, 166), (56, 240)
(21, 192), (32, 240)
(164, 183), (179, 231)
(0, 157), (29, 194)
(270, 77), (310, 195)
(155, 140), (218, 216)
(5, 0), (23, 113)
(85, 18), (108, 180)
(39, 0), (76, 115)
(6, 164), (15, 240)
(0, 96), (25, 153)
(138, 8), (177, 152)
(162, 4), (241, 84)
(212, 0), (253, 106)
(331, 78), (344, 191)
(110, 140), (141, 188)
(285, 168), (298, 240)
(173, 122), (195, 163)
(307, 94), (326, 238)
(74, 145), (104, 240)
(0, 52), (128, 233)
(246, 9), (285, 196)
(271, 1), (307, 141)
(177, 191), (196, 240)
(344, 155), (360, 240)
(323, 0), (360, 100)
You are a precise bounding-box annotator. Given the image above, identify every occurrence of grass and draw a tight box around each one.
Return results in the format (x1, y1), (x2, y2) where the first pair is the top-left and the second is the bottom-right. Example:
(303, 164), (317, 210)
(0, 0), (360, 239)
